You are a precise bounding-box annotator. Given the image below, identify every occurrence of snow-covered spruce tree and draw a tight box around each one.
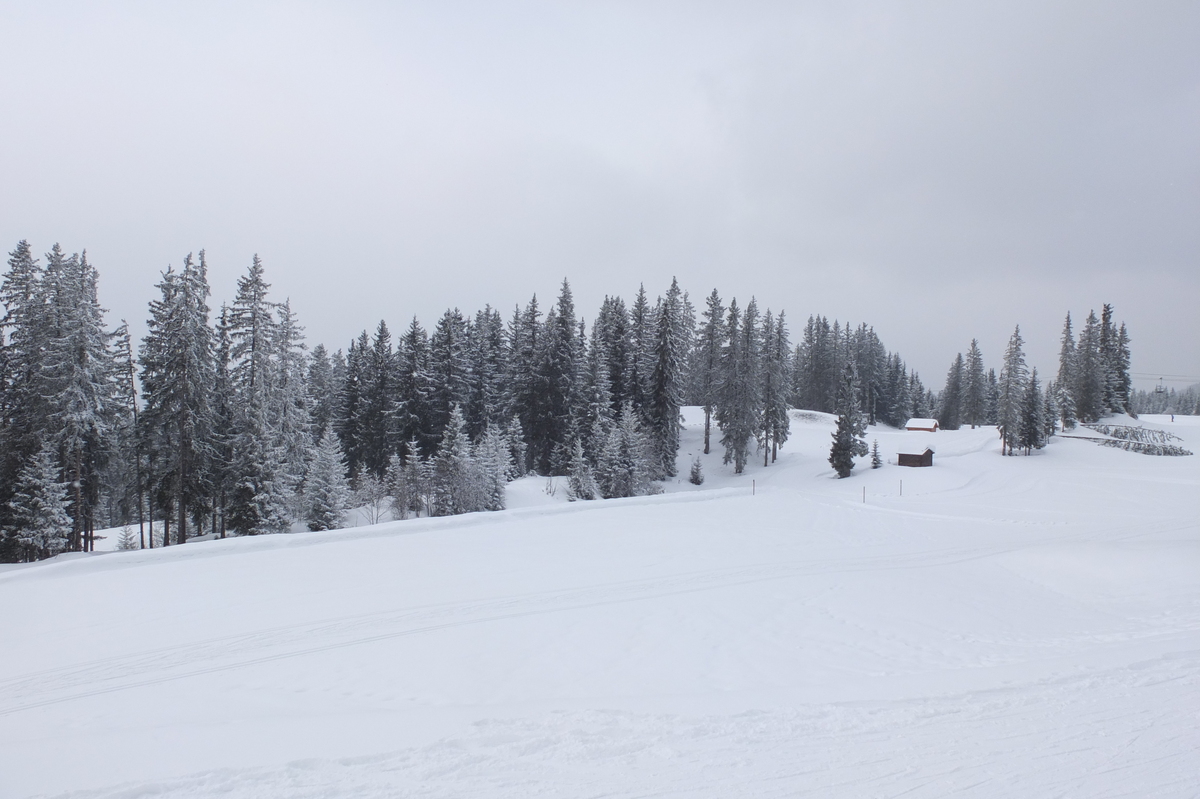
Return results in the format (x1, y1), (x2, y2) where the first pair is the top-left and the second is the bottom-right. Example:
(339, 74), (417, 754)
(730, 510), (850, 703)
(688, 455), (704, 485)
(1018, 368), (1046, 455)
(473, 425), (510, 511)
(909, 370), (930, 418)
(431, 405), (477, 516)
(1115, 321), (1133, 416)
(390, 439), (431, 519)
(41, 248), (118, 550)
(393, 317), (435, 461)
(530, 280), (582, 475)
(428, 308), (469, 449)
(1042, 380), (1059, 444)
(691, 289), (725, 454)
(224, 256), (291, 536)
(138, 253), (215, 545)
(0, 241), (52, 549)
(962, 339), (987, 428)
(116, 526), (138, 550)
(885, 354), (912, 427)
(306, 344), (338, 442)
(626, 285), (653, 418)
(937, 353), (964, 431)
(463, 306), (507, 440)
(1074, 310), (1105, 423)
(596, 403), (656, 498)
(984, 368), (1000, 425)
(6, 442), (72, 560)
(715, 299), (762, 474)
(644, 278), (688, 479)
(1100, 304), (1120, 415)
(1055, 314), (1078, 430)
(506, 295), (542, 473)
(270, 299), (312, 519)
(758, 310), (791, 465)
(871, 439), (882, 469)
(305, 428), (350, 531)
(360, 320), (397, 477)
(565, 439), (599, 501)
(997, 326), (1028, 456)
(581, 318), (615, 462)
(829, 362), (868, 478)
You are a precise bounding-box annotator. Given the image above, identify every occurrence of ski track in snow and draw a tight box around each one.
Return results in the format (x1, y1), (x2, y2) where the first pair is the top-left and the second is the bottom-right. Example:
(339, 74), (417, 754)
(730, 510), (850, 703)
(2, 412), (1198, 798)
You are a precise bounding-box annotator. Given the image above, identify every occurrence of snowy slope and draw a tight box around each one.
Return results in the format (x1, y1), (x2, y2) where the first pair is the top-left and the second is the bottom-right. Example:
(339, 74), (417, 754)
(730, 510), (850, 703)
(2, 412), (1198, 797)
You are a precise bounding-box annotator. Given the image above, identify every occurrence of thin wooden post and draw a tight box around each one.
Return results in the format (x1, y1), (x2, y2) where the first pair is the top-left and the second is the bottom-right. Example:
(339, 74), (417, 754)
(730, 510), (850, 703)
(900, 479), (903, 497)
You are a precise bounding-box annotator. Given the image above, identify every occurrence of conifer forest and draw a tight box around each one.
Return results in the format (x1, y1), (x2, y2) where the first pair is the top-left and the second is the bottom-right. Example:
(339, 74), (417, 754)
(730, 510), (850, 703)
(0, 241), (1147, 562)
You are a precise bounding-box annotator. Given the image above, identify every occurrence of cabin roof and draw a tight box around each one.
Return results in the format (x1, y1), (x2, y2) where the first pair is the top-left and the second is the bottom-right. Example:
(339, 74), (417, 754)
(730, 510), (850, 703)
(905, 418), (939, 428)
(897, 444), (935, 456)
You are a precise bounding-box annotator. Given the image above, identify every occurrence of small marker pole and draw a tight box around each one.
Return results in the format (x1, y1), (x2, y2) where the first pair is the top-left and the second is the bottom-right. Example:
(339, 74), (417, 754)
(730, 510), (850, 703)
(900, 479), (903, 497)
(752, 480), (756, 496)
(862, 486), (865, 503)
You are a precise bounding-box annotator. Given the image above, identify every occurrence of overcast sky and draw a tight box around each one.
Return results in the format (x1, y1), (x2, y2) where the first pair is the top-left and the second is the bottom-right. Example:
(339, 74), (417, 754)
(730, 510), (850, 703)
(2, 1), (1197, 390)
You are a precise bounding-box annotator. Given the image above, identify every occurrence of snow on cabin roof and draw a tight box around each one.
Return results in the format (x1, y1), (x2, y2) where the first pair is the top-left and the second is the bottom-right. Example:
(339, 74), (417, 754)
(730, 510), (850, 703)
(897, 443), (935, 456)
(905, 418), (939, 428)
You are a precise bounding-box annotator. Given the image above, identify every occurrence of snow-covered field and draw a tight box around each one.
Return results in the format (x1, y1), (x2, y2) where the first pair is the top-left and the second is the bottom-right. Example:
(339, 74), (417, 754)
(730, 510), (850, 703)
(2, 410), (1198, 798)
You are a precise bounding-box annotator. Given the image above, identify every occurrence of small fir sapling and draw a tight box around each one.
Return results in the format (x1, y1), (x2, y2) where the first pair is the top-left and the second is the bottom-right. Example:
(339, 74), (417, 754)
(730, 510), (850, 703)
(689, 456), (704, 485)
(871, 440), (882, 469)
(117, 526), (139, 550)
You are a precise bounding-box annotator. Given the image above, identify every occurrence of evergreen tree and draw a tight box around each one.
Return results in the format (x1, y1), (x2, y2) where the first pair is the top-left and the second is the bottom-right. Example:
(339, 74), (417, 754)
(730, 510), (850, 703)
(305, 428), (350, 531)
(1114, 321), (1133, 415)
(270, 299), (312, 514)
(42, 249), (117, 550)
(0, 241), (51, 554)
(962, 339), (987, 428)
(431, 405), (477, 516)
(627, 285), (652, 417)
(937, 353), (964, 431)
(595, 403), (656, 498)
(138, 254), (215, 544)
(984, 368), (1000, 425)
(644, 278), (687, 478)
(473, 425), (509, 511)
(307, 344), (338, 441)
(1055, 314), (1078, 429)
(359, 320), (396, 476)
(997, 326), (1028, 456)
(6, 442), (72, 560)
(1075, 310), (1105, 422)
(506, 296), (542, 472)
(565, 439), (599, 501)
(463, 306), (507, 439)
(529, 281), (581, 474)
(692, 288), (725, 454)
(758, 310), (791, 465)
(393, 317), (434, 460)
(715, 299), (762, 474)
(688, 455), (704, 485)
(1018, 368), (1046, 455)
(829, 362), (868, 478)
(428, 308), (469, 445)
(871, 439), (882, 469)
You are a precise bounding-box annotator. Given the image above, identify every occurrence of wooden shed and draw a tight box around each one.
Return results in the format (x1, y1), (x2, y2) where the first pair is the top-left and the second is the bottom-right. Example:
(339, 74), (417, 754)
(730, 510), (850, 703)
(897, 446), (934, 467)
(905, 418), (939, 432)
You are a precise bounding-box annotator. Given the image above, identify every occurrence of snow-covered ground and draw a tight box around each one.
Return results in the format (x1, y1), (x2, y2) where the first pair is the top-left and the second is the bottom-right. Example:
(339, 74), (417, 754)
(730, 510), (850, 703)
(2, 411), (1198, 797)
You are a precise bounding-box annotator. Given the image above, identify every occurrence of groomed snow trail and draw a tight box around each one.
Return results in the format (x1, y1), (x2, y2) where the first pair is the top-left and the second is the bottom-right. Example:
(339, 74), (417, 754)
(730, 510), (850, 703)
(1, 413), (1197, 797)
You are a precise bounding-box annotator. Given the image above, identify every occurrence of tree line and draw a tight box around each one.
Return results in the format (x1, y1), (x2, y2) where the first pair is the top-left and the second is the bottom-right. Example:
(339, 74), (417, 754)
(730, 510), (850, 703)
(1, 241), (936, 562)
(0, 239), (1143, 560)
